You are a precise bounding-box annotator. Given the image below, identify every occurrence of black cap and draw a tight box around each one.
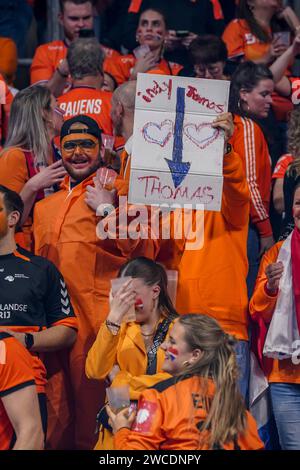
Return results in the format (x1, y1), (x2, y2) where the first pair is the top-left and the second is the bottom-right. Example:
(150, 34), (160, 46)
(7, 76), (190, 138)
(60, 115), (102, 141)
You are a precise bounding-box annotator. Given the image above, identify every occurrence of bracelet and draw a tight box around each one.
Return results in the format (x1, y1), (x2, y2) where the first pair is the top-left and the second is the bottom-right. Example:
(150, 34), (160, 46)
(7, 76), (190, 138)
(56, 67), (68, 78)
(105, 319), (121, 331)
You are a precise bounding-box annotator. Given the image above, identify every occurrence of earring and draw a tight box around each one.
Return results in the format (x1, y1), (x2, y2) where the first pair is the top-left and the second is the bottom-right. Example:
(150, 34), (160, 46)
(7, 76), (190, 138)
(183, 361), (190, 367)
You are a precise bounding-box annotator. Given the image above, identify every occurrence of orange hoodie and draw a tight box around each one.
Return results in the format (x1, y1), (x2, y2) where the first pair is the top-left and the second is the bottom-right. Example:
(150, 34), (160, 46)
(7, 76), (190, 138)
(114, 147), (250, 340)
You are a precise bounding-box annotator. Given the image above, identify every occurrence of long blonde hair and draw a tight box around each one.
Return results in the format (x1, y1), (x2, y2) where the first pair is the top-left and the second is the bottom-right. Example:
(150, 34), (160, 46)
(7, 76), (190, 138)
(177, 314), (247, 449)
(4, 85), (52, 168)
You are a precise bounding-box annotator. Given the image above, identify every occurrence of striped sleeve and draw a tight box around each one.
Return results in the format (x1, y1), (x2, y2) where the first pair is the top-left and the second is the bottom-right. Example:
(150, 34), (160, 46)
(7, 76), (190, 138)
(238, 118), (272, 237)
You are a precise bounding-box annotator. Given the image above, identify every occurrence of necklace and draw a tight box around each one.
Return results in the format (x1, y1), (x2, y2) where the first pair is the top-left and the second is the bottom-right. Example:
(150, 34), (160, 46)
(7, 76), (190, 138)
(141, 331), (155, 337)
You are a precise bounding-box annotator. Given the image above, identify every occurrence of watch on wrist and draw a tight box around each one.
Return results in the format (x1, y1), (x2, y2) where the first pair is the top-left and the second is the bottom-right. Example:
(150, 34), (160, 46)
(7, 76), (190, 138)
(25, 333), (34, 350)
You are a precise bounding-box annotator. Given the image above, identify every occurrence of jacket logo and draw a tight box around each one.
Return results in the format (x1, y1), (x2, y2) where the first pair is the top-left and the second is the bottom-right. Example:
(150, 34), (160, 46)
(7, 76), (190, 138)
(4, 276), (14, 282)
(60, 279), (70, 315)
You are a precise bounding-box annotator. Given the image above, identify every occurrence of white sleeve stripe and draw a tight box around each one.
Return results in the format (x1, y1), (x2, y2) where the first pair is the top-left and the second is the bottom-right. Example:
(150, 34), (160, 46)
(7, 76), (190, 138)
(242, 117), (269, 220)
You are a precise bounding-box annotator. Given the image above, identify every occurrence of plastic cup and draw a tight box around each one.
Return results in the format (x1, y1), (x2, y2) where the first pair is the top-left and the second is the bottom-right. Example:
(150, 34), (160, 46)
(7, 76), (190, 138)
(106, 385), (130, 413)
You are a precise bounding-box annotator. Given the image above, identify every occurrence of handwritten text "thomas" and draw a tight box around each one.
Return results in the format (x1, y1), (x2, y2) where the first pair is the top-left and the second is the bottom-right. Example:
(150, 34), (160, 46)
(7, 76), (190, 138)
(138, 175), (214, 204)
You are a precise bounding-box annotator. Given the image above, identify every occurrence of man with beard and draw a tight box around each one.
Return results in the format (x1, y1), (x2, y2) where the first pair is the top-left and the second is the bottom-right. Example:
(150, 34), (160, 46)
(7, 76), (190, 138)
(0, 185), (77, 443)
(33, 115), (158, 449)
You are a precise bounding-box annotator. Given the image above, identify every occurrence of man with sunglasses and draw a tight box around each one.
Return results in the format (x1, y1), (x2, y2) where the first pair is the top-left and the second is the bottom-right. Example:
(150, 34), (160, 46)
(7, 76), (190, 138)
(33, 115), (157, 449)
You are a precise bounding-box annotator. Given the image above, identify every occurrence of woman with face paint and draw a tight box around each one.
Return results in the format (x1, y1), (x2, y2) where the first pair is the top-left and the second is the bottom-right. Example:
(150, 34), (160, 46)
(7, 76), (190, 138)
(106, 313), (263, 450)
(0, 85), (66, 251)
(86, 257), (178, 450)
(250, 180), (300, 450)
(104, 8), (182, 86)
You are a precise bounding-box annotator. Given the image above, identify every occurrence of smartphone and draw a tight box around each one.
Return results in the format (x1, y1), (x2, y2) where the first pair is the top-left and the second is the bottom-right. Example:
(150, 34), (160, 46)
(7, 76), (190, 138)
(176, 30), (189, 38)
(78, 29), (95, 38)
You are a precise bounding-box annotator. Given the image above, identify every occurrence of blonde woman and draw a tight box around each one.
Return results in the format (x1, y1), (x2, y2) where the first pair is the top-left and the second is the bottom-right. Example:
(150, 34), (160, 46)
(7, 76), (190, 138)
(107, 314), (264, 450)
(0, 85), (66, 250)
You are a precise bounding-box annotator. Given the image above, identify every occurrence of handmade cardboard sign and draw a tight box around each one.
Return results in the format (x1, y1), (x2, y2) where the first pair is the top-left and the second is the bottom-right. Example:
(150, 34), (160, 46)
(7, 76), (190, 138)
(128, 74), (230, 211)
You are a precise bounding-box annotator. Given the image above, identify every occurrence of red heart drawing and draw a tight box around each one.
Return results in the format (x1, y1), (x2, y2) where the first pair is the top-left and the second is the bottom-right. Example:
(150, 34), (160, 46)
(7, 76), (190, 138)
(183, 123), (220, 149)
(142, 119), (174, 147)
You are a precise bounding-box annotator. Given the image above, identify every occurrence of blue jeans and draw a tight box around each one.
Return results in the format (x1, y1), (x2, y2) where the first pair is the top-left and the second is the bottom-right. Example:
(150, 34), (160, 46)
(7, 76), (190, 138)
(234, 340), (250, 405)
(270, 383), (300, 450)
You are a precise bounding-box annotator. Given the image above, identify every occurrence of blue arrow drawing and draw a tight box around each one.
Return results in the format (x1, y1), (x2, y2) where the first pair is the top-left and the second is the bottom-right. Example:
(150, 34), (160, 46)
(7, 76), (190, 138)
(165, 87), (191, 188)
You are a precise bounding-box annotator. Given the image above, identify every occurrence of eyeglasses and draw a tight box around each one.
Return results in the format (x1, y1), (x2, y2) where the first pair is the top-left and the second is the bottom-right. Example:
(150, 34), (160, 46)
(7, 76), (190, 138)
(63, 139), (98, 152)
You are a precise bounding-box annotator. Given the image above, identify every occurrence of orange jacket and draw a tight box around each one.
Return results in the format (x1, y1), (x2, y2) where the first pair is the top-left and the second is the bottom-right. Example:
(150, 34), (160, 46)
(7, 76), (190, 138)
(86, 320), (172, 450)
(30, 40), (120, 87)
(231, 115), (272, 238)
(86, 321), (171, 399)
(115, 147), (250, 339)
(105, 54), (182, 85)
(114, 376), (263, 450)
(33, 174), (160, 342)
(0, 333), (36, 450)
(249, 241), (300, 384)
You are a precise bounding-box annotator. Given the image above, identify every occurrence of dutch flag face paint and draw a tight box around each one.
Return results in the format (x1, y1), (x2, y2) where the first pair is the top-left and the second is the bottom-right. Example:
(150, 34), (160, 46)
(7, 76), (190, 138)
(167, 346), (179, 362)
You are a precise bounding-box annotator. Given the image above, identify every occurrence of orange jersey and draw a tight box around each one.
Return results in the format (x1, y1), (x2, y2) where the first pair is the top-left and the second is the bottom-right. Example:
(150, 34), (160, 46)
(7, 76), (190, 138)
(249, 241), (300, 384)
(272, 153), (294, 180)
(231, 115), (272, 238)
(30, 39), (120, 88)
(222, 19), (270, 61)
(105, 54), (182, 86)
(58, 86), (114, 136)
(0, 333), (36, 450)
(128, 0), (224, 19)
(114, 376), (263, 450)
(0, 37), (17, 84)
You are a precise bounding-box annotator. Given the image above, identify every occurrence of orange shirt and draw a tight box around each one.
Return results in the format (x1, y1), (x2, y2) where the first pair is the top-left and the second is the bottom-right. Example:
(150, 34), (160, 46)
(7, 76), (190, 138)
(0, 37), (17, 84)
(222, 19), (270, 62)
(0, 333), (36, 450)
(30, 40), (120, 88)
(272, 153), (294, 180)
(0, 147), (55, 251)
(0, 73), (13, 148)
(231, 115), (272, 238)
(115, 376), (263, 450)
(249, 241), (300, 384)
(105, 54), (183, 86)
